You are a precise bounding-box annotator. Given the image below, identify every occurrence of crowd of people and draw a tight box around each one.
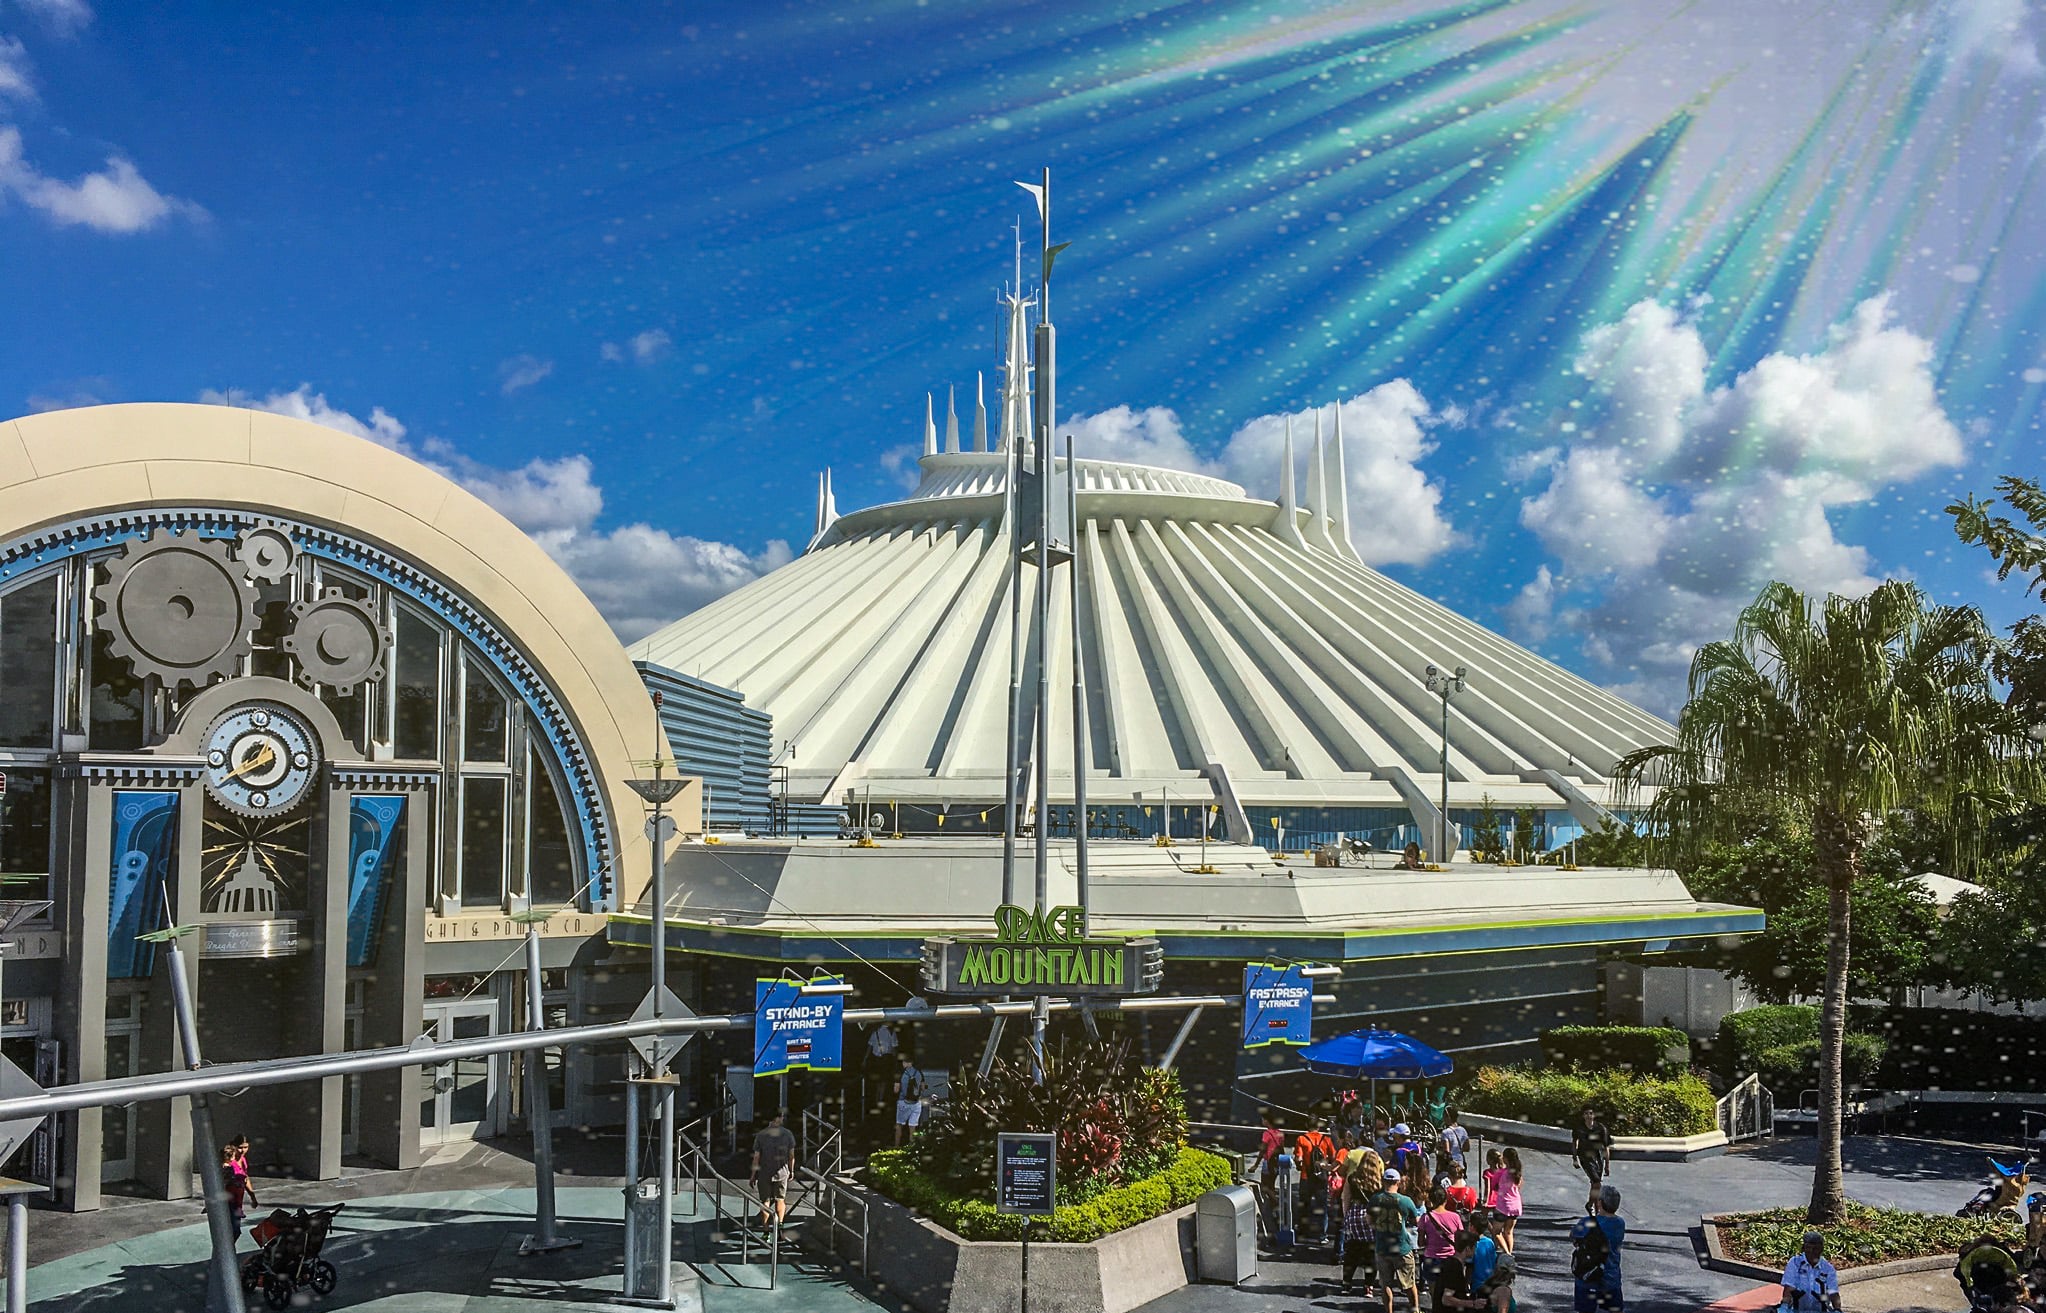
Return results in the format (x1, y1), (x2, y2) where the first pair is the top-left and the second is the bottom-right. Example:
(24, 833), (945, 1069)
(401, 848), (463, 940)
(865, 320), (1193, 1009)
(1256, 1098), (1627, 1312)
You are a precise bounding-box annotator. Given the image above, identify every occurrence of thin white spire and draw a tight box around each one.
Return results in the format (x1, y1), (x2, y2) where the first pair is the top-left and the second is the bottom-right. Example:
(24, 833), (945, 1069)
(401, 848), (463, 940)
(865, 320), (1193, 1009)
(945, 385), (961, 454)
(1328, 400), (1357, 561)
(808, 468), (839, 552)
(1275, 414), (1308, 549)
(923, 393), (938, 458)
(996, 294), (1034, 455)
(1306, 407), (1340, 554)
(973, 371), (989, 452)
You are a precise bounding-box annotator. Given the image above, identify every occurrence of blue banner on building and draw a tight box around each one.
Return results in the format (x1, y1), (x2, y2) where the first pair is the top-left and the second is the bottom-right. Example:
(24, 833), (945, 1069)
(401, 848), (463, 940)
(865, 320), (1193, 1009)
(1241, 962), (1313, 1049)
(108, 790), (179, 979)
(346, 795), (406, 967)
(754, 975), (845, 1077)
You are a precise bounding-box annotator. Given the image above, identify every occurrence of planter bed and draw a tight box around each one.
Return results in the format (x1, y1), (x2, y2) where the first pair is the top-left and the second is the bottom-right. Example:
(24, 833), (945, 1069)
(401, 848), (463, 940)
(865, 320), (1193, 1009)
(1459, 1110), (1727, 1161)
(810, 1174), (1199, 1313)
(1698, 1204), (2026, 1285)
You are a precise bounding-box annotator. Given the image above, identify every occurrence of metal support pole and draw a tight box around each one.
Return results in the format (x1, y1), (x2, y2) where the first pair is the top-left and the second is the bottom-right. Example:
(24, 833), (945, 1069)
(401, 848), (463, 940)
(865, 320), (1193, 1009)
(1029, 166), (1057, 1075)
(622, 1070), (640, 1292)
(1002, 366), (1025, 907)
(978, 1016), (1007, 1078)
(1159, 1005), (1205, 1071)
(6, 1195), (26, 1313)
(519, 925), (578, 1255)
(1439, 688), (1450, 863)
(656, 1079), (675, 1304)
(166, 940), (247, 1313)
(1067, 428), (1089, 915)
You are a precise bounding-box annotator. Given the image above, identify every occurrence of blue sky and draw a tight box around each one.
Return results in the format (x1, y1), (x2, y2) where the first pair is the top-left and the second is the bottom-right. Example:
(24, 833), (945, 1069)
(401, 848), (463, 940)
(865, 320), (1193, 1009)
(1, 0), (2041, 710)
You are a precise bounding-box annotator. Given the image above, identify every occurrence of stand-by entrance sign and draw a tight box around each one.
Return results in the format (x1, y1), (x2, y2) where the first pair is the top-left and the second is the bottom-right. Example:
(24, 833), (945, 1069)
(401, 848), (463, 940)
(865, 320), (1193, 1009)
(997, 1132), (1057, 1215)
(753, 975), (846, 1077)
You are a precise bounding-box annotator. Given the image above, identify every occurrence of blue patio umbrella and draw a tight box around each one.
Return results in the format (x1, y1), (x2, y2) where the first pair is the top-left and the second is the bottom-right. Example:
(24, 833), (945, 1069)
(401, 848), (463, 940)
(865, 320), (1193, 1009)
(1299, 1028), (1454, 1119)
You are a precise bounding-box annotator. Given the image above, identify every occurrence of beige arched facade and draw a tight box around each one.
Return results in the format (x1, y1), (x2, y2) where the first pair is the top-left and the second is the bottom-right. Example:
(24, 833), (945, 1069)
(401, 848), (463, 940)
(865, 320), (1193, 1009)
(0, 402), (689, 1206)
(0, 402), (681, 891)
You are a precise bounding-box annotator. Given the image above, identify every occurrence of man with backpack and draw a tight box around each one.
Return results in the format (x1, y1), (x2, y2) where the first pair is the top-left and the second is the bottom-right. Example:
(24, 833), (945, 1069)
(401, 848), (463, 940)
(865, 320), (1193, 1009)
(1295, 1120), (1338, 1248)
(1369, 1169), (1423, 1313)
(1570, 1184), (1626, 1312)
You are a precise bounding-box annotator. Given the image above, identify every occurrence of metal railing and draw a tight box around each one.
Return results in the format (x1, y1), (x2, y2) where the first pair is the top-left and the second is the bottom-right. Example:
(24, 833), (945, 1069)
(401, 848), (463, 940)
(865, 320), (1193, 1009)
(1717, 1072), (1774, 1142)
(799, 1165), (871, 1276)
(800, 1106), (844, 1179)
(678, 1114), (797, 1289)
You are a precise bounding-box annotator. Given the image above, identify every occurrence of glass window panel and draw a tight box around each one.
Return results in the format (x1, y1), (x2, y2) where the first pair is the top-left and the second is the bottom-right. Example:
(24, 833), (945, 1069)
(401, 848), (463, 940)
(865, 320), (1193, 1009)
(0, 575), (57, 748)
(88, 625), (145, 752)
(392, 607), (441, 760)
(527, 749), (578, 909)
(459, 777), (508, 908)
(462, 656), (508, 762)
(0, 767), (51, 906)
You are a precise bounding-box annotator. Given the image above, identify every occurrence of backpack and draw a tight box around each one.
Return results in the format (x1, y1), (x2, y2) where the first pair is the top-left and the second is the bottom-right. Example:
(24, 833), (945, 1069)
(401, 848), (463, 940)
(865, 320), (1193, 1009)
(1570, 1217), (1611, 1281)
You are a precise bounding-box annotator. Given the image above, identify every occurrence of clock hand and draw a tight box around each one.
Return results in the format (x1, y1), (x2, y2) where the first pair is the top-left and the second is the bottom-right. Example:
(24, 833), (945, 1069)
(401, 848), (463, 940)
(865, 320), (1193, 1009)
(229, 742), (277, 781)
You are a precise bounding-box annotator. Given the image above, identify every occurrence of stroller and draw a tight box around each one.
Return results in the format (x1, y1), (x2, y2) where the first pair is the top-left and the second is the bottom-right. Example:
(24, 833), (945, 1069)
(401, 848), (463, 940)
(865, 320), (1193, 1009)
(240, 1203), (343, 1309)
(1959, 1158), (2032, 1222)
(1955, 1236), (2022, 1313)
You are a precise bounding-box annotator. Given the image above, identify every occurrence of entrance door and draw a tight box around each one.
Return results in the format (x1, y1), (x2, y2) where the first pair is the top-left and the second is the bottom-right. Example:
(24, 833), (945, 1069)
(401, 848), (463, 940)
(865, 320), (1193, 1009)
(419, 1001), (500, 1144)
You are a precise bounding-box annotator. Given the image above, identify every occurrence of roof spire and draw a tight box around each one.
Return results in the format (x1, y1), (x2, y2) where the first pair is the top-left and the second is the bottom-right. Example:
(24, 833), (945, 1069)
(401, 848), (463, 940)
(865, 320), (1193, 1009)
(945, 385), (961, 454)
(807, 468), (839, 552)
(1306, 407), (1340, 553)
(973, 371), (989, 452)
(923, 393), (938, 458)
(1328, 400), (1358, 561)
(997, 293), (1034, 455)
(1275, 413), (1308, 549)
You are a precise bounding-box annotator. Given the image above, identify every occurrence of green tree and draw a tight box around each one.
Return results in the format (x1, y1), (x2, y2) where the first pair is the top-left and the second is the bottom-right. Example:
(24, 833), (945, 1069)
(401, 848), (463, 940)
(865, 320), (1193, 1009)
(1572, 816), (1647, 867)
(1613, 580), (2037, 1225)
(1950, 474), (2046, 724)
(1513, 805), (1544, 863)
(1469, 795), (1506, 861)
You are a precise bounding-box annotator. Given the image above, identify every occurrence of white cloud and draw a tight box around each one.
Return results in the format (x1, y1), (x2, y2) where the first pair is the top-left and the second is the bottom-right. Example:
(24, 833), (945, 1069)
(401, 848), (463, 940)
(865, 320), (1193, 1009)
(1503, 565), (1559, 644)
(0, 126), (205, 232)
(497, 354), (553, 394)
(0, 36), (35, 101)
(601, 328), (673, 366)
(1517, 294), (1964, 704)
(198, 385), (779, 640)
(1055, 380), (1458, 568)
(10, 0), (91, 35)
(1942, 0), (2042, 76)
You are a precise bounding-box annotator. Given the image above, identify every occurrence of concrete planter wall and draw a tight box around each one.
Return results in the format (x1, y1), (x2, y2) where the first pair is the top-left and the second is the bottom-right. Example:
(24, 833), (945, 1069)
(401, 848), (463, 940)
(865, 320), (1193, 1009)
(813, 1179), (1201, 1313)
(1459, 1111), (1727, 1161)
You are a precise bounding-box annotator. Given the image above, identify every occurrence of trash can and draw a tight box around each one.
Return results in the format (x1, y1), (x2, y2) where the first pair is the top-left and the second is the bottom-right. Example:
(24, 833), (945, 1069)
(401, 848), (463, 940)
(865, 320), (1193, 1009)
(1196, 1184), (1258, 1283)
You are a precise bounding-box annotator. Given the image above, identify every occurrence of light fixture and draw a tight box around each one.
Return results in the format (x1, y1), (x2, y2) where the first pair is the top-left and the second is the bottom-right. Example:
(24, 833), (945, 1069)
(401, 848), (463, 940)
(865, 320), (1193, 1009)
(1299, 964), (1343, 979)
(799, 979), (856, 996)
(1421, 662), (1470, 864)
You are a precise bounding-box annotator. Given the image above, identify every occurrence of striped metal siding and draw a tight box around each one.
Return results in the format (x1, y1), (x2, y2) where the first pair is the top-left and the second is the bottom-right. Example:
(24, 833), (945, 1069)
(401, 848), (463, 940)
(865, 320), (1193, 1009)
(636, 662), (772, 832)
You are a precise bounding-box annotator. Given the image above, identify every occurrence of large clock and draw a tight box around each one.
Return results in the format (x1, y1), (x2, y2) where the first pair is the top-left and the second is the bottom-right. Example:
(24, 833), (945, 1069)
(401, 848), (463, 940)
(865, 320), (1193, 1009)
(202, 701), (321, 818)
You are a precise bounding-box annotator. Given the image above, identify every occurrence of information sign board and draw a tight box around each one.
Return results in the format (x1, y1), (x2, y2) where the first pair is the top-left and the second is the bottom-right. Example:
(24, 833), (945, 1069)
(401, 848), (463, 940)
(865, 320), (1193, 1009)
(753, 975), (845, 1077)
(1241, 962), (1313, 1048)
(996, 1132), (1057, 1216)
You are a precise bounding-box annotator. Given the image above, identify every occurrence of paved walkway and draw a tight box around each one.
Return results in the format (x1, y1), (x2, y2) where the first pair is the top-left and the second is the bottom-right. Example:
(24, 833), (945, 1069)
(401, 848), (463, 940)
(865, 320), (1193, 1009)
(9, 1131), (1996, 1311)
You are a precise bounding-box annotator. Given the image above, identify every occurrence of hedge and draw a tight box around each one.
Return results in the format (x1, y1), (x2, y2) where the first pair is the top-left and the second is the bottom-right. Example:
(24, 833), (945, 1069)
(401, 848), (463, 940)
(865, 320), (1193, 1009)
(865, 1146), (1232, 1242)
(1717, 1005), (1818, 1082)
(1752, 1034), (1887, 1098)
(1540, 1025), (1690, 1076)
(1458, 1066), (1717, 1137)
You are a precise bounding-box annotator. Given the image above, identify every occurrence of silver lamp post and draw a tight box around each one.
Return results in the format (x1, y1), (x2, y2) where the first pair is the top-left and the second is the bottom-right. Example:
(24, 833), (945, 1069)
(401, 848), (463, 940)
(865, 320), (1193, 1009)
(1422, 664), (1467, 864)
(623, 715), (686, 1308)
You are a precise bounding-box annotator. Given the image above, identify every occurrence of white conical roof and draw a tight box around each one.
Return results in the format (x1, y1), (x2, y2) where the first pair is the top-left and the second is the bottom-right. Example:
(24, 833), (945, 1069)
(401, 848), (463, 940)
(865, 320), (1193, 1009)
(631, 451), (1670, 829)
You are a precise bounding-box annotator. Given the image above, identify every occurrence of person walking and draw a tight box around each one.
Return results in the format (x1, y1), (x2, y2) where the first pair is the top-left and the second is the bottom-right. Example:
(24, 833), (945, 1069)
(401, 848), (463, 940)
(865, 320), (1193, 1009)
(222, 1140), (255, 1245)
(1340, 1173), (1378, 1295)
(1777, 1230), (1841, 1312)
(1483, 1148), (1523, 1253)
(1257, 1107), (1287, 1226)
(1571, 1106), (1614, 1215)
(1570, 1183), (1626, 1313)
(1437, 1109), (1470, 1174)
(1418, 1185), (1464, 1302)
(1369, 1169), (1423, 1313)
(751, 1107), (798, 1230)
(893, 1054), (926, 1147)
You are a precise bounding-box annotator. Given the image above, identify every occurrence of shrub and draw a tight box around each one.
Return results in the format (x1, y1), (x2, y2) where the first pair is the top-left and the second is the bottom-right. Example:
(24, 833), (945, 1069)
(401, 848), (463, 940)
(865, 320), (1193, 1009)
(1540, 1025), (1690, 1076)
(1717, 1005), (1817, 1081)
(1458, 1065), (1716, 1137)
(1751, 1034), (1887, 1099)
(1715, 1201), (2022, 1268)
(865, 1146), (1231, 1242)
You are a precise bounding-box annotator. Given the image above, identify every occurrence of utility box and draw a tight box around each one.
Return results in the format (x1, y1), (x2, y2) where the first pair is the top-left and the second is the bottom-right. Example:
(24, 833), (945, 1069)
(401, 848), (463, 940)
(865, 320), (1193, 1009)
(623, 1183), (663, 1294)
(1195, 1184), (1258, 1284)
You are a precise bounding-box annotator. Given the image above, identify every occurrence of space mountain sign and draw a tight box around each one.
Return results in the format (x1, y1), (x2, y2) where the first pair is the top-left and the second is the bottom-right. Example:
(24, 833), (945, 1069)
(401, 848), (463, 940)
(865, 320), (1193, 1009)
(920, 903), (1163, 997)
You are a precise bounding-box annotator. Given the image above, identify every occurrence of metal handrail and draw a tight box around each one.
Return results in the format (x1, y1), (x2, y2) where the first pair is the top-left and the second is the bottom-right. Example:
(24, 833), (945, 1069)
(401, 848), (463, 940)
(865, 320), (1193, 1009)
(679, 1114), (826, 1291)
(799, 1164), (871, 1275)
(800, 1106), (843, 1179)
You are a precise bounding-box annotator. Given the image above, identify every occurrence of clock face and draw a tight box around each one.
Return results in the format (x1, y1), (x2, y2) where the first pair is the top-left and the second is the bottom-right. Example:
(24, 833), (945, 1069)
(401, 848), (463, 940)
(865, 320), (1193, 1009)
(202, 702), (321, 818)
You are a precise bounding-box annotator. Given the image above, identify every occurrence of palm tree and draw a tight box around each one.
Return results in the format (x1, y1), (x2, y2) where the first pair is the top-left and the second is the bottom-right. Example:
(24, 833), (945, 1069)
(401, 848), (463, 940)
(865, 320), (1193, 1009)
(1613, 579), (2038, 1225)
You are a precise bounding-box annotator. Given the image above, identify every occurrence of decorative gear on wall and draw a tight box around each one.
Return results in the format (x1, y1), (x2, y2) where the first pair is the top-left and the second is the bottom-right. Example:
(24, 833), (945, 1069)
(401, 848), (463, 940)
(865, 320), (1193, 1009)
(92, 531), (258, 688)
(236, 522), (298, 583)
(280, 588), (389, 693)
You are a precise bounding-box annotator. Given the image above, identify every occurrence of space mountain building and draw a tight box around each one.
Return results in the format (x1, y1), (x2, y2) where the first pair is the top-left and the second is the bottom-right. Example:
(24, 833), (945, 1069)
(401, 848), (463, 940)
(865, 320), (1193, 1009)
(622, 292), (1761, 1115)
